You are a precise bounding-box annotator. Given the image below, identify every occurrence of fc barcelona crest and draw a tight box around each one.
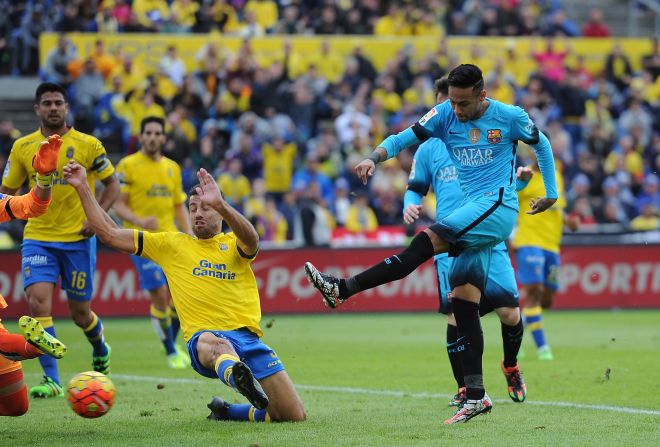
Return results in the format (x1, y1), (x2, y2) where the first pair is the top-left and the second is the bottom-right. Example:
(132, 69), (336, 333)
(66, 146), (74, 158)
(469, 129), (480, 144)
(487, 129), (502, 144)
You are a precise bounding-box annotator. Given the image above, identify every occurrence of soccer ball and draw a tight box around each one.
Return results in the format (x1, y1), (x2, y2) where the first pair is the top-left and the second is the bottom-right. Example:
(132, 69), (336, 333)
(66, 371), (116, 418)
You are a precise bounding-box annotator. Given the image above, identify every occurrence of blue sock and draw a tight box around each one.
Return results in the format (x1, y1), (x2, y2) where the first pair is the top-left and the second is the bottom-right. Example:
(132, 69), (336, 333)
(35, 317), (60, 384)
(215, 354), (239, 388)
(83, 312), (108, 357)
(227, 404), (268, 422)
(523, 306), (547, 348)
(150, 305), (176, 355)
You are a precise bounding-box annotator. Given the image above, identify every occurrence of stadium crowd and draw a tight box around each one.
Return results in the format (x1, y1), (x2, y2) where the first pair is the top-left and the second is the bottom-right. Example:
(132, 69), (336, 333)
(1, 0), (660, 246)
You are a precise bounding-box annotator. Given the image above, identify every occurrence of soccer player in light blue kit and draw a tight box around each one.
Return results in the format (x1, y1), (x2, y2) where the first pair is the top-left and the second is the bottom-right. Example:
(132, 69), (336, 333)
(305, 64), (557, 424)
(404, 77), (528, 408)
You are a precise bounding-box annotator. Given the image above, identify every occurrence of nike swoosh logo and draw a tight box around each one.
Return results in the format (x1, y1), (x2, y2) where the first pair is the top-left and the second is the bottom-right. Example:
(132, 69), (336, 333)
(449, 130), (461, 134)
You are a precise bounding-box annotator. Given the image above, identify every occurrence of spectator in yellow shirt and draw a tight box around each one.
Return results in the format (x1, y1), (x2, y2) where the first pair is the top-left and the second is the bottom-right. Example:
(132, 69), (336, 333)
(244, 0), (278, 32)
(132, 0), (170, 31)
(217, 159), (251, 211)
(170, 0), (199, 31)
(262, 136), (297, 202)
(630, 203), (660, 231)
(345, 192), (378, 234)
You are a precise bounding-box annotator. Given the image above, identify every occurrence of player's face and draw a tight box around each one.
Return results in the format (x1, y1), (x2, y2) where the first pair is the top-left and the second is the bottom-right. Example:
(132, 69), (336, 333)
(139, 122), (166, 156)
(448, 86), (486, 122)
(35, 91), (68, 130)
(189, 196), (222, 239)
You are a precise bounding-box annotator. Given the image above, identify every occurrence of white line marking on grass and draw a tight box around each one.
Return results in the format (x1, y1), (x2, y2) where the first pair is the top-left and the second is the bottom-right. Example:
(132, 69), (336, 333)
(113, 374), (660, 416)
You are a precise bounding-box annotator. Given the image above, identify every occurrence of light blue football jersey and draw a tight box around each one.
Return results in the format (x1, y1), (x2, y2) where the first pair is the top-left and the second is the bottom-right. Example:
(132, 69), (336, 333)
(404, 138), (509, 253)
(382, 98), (557, 212)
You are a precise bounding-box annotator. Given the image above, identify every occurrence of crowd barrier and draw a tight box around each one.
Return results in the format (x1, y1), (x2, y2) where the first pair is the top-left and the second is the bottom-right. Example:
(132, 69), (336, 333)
(1, 243), (659, 318)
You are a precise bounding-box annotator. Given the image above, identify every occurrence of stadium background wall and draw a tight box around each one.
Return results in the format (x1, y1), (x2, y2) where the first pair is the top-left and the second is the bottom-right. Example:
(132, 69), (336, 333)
(1, 245), (659, 318)
(40, 33), (652, 76)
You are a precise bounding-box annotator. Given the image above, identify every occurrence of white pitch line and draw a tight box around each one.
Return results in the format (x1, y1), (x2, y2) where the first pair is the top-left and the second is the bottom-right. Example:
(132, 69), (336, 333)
(112, 374), (660, 416)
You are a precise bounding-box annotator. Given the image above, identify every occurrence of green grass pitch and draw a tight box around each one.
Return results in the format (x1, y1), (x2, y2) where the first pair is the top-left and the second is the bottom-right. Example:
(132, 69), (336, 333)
(1, 310), (659, 446)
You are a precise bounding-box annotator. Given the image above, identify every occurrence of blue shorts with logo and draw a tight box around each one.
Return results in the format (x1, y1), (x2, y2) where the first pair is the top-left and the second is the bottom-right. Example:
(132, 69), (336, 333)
(515, 246), (560, 291)
(130, 254), (167, 291)
(436, 246), (519, 315)
(187, 328), (285, 380)
(21, 237), (96, 301)
(429, 189), (517, 293)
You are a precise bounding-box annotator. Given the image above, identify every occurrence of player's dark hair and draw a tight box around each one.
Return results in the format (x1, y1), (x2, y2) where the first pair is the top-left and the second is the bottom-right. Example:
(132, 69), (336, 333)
(35, 82), (67, 104)
(140, 116), (166, 134)
(189, 184), (201, 197)
(434, 76), (449, 96)
(188, 183), (224, 199)
(447, 64), (484, 94)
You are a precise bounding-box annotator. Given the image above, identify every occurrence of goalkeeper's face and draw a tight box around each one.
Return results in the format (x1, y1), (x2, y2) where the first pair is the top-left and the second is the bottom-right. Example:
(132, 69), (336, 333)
(189, 195), (222, 239)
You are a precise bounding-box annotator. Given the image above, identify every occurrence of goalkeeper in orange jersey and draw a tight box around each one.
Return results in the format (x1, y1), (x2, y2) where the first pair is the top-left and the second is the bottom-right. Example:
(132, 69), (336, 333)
(0, 135), (67, 416)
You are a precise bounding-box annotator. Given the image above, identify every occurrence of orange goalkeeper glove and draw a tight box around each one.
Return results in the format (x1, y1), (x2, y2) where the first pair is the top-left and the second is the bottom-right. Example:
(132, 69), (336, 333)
(32, 134), (62, 175)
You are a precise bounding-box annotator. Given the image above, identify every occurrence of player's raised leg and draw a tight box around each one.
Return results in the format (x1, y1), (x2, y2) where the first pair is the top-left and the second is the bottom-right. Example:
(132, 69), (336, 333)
(305, 228), (448, 308)
(18, 316), (66, 359)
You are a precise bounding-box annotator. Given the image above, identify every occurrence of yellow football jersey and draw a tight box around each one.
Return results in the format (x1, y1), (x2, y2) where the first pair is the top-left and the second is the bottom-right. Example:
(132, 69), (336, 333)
(133, 230), (262, 341)
(116, 152), (186, 232)
(513, 166), (566, 253)
(2, 128), (114, 242)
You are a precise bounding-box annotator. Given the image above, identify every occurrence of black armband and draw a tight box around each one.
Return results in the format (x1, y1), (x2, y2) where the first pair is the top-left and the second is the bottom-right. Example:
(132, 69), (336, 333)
(367, 151), (381, 164)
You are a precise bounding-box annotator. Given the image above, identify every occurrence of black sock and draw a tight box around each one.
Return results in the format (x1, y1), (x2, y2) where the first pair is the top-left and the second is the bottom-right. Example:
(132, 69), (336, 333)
(340, 232), (435, 299)
(446, 323), (465, 388)
(501, 317), (524, 368)
(453, 298), (484, 400)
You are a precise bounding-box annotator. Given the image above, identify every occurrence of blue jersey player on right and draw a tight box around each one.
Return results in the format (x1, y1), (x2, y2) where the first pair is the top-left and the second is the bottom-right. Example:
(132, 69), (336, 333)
(305, 64), (558, 424)
(404, 77), (529, 408)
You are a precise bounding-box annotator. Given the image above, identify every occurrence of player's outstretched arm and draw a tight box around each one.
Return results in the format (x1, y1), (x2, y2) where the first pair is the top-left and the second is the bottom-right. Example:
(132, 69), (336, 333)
(0, 189), (51, 223)
(196, 168), (259, 256)
(63, 161), (136, 254)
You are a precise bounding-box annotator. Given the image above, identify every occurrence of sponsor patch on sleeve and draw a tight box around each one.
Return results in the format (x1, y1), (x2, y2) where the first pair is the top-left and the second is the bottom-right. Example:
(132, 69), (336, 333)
(418, 107), (438, 126)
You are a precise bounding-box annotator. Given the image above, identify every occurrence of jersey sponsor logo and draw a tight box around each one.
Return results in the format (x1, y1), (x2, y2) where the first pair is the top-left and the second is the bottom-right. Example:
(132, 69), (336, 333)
(146, 184), (173, 198)
(418, 107), (437, 126)
(487, 129), (502, 144)
(469, 129), (480, 144)
(435, 164), (458, 183)
(451, 147), (494, 167)
(191, 259), (236, 280)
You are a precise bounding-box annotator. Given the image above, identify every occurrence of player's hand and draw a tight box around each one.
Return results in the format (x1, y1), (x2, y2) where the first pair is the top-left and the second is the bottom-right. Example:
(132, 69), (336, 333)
(527, 197), (557, 215)
(355, 159), (376, 186)
(79, 220), (95, 237)
(63, 160), (87, 189)
(566, 214), (580, 232)
(403, 204), (423, 225)
(140, 216), (158, 231)
(32, 134), (62, 175)
(516, 166), (533, 182)
(195, 168), (223, 208)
